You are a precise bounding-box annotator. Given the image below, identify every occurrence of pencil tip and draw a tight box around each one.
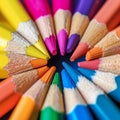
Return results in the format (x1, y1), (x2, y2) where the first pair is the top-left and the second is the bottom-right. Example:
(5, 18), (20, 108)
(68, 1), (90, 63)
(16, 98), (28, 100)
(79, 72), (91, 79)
(61, 69), (75, 88)
(86, 48), (102, 61)
(40, 66), (56, 83)
(30, 58), (48, 68)
(45, 35), (57, 56)
(78, 59), (100, 70)
(70, 42), (89, 61)
(57, 29), (68, 56)
(37, 66), (49, 78)
(66, 34), (80, 53)
(52, 50), (57, 56)
(60, 51), (65, 56)
(70, 57), (75, 62)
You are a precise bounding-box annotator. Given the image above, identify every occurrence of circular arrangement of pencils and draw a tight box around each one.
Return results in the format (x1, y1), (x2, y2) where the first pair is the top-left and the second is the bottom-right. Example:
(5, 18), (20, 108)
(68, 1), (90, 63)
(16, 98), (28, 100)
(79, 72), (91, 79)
(0, 0), (120, 120)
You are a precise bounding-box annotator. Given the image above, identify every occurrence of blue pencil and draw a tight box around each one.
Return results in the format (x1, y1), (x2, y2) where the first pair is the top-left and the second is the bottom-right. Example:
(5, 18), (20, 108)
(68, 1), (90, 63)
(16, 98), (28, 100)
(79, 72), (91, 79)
(61, 69), (94, 120)
(62, 62), (120, 120)
(78, 68), (120, 103)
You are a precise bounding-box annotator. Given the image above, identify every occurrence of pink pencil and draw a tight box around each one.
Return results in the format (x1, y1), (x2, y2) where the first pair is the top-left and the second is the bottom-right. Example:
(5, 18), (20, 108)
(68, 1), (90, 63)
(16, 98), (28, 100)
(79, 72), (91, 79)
(52, 0), (73, 56)
(23, 0), (57, 56)
(78, 54), (120, 74)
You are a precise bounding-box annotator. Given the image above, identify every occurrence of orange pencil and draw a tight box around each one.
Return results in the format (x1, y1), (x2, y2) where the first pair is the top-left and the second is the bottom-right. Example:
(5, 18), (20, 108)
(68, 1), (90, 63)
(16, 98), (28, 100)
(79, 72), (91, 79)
(0, 51), (48, 78)
(86, 26), (120, 60)
(70, 0), (120, 61)
(0, 66), (49, 117)
(9, 66), (56, 120)
(0, 66), (49, 103)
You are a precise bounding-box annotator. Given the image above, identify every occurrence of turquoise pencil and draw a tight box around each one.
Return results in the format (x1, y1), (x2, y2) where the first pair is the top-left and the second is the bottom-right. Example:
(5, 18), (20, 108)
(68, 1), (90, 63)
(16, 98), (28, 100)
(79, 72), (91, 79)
(61, 69), (94, 120)
(62, 62), (120, 120)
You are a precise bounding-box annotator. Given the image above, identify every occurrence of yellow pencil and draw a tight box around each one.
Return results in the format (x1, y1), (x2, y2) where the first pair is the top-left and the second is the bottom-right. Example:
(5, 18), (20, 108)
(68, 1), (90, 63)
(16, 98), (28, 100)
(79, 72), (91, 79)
(0, 22), (48, 59)
(0, 0), (50, 58)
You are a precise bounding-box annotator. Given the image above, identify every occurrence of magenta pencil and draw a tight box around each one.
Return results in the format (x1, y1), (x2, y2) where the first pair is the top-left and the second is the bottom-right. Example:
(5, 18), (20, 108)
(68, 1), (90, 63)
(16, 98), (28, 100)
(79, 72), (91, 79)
(23, 0), (57, 56)
(52, 0), (73, 56)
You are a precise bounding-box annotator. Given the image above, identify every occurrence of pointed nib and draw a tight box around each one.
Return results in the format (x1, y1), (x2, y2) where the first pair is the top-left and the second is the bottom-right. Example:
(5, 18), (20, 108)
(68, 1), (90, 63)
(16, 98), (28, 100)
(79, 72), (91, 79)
(78, 59), (100, 70)
(70, 42), (89, 62)
(35, 38), (50, 59)
(67, 34), (80, 53)
(86, 48), (102, 61)
(45, 35), (57, 56)
(30, 58), (48, 68)
(37, 66), (49, 78)
(40, 66), (56, 83)
(57, 29), (68, 56)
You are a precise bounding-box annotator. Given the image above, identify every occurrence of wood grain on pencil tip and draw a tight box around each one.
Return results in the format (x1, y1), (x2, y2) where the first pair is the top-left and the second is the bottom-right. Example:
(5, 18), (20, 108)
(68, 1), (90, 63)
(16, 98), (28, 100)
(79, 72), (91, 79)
(23, 0), (57, 56)
(61, 69), (94, 120)
(0, 66), (49, 117)
(52, 0), (73, 56)
(70, 0), (120, 61)
(78, 67), (120, 103)
(9, 66), (56, 120)
(0, 52), (48, 78)
(78, 54), (120, 74)
(0, 22), (48, 59)
(0, 66), (49, 103)
(62, 62), (120, 120)
(86, 26), (120, 60)
(0, 0), (50, 58)
(67, 0), (95, 53)
(40, 72), (65, 120)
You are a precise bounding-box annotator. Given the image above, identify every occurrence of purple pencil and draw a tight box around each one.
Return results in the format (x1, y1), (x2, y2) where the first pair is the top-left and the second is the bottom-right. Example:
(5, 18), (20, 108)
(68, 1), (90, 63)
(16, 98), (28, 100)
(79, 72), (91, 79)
(52, 0), (73, 56)
(67, 0), (99, 54)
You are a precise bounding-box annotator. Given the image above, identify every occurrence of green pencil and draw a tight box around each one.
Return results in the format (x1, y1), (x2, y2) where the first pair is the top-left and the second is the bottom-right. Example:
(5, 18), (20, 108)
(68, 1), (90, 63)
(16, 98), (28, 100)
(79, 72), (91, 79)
(40, 72), (65, 120)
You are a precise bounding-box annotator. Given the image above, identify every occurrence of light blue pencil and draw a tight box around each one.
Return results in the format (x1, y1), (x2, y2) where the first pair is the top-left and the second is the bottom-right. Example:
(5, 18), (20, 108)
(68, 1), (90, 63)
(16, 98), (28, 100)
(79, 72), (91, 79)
(61, 69), (94, 120)
(78, 68), (120, 103)
(62, 62), (120, 120)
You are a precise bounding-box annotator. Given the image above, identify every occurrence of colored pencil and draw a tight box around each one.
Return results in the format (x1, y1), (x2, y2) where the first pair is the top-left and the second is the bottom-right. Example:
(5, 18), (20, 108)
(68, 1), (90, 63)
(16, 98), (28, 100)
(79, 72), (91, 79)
(0, 23), (48, 59)
(9, 66), (56, 120)
(0, 66), (49, 102)
(62, 62), (120, 120)
(23, 0), (57, 56)
(0, 93), (21, 118)
(88, 0), (105, 20)
(86, 26), (120, 60)
(70, 0), (120, 61)
(61, 69), (94, 120)
(0, 66), (49, 117)
(0, 0), (50, 58)
(0, 51), (48, 78)
(78, 54), (120, 74)
(66, 0), (95, 53)
(52, 0), (73, 56)
(78, 68), (120, 103)
(107, 10), (120, 31)
(40, 72), (65, 120)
